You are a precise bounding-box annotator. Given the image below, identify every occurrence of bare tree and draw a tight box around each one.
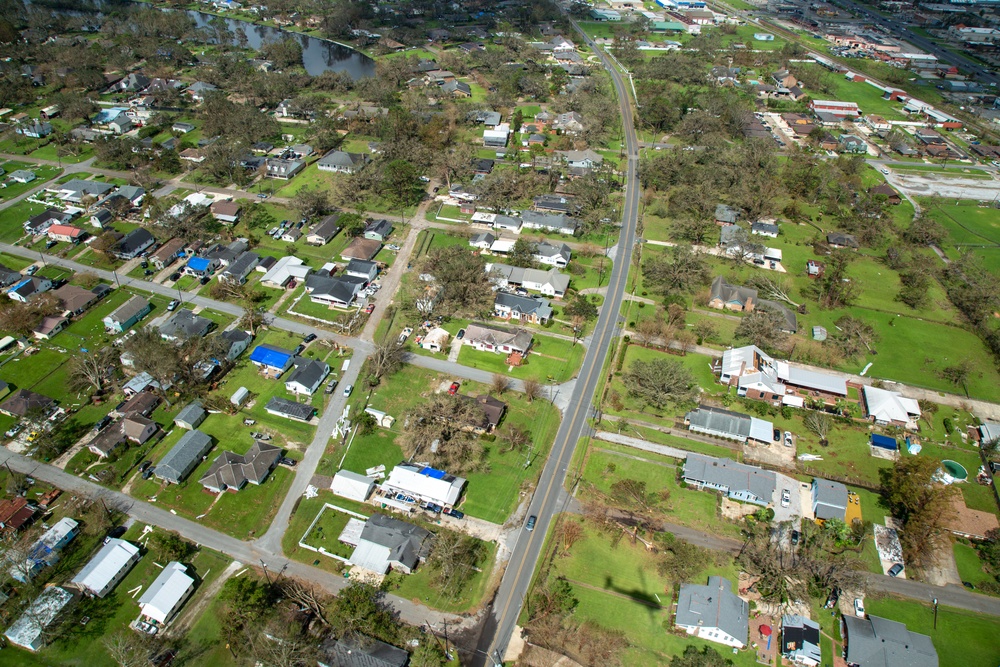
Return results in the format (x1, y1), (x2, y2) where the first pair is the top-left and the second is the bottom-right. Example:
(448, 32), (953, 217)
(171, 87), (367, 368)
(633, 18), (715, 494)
(398, 396), (486, 472)
(502, 425), (531, 453)
(746, 274), (800, 308)
(368, 340), (404, 386)
(243, 617), (319, 667)
(490, 373), (509, 395)
(803, 412), (833, 446)
(276, 579), (330, 627)
(522, 377), (542, 402)
(634, 316), (664, 348)
(558, 520), (585, 555)
(68, 347), (119, 394)
(104, 629), (153, 667)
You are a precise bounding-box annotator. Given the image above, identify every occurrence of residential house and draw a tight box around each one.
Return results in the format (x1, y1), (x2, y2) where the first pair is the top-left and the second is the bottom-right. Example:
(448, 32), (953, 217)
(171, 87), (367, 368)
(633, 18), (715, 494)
(49, 179), (114, 204)
(317, 636), (409, 667)
(265, 396), (316, 422)
(839, 134), (868, 154)
(220, 252), (259, 285)
(306, 274), (366, 308)
(116, 391), (160, 419)
(462, 394), (507, 433)
(317, 150), (368, 174)
(419, 327), (450, 352)
(463, 323), (533, 355)
(348, 513), (433, 575)
(552, 111), (585, 134)
(534, 194), (574, 213)
(520, 211), (578, 235)
(869, 183), (902, 205)
(708, 276), (797, 333)
(782, 615), (822, 667)
(115, 229), (155, 260)
(364, 219), (394, 242)
(249, 344), (295, 376)
(118, 72), (150, 92)
(103, 295), (151, 333)
(715, 204), (739, 225)
(488, 263), (570, 298)
(842, 615), (937, 667)
(812, 478), (848, 521)
(715, 345), (846, 404)
(809, 100), (860, 118)
(260, 256), (310, 288)
(8, 277), (52, 303)
(827, 232), (859, 249)
(138, 562), (194, 625)
(532, 242), (571, 267)
(284, 358), (330, 395)
(52, 284), (98, 317)
(751, 222), (779, 238)
(441, 80), (472, 97)
(24, 209), (72, 236)
(186, 81), (218, 101)
(174, 401), (207, 430)
(0, 388), (54, 418)
(470, 232), (497, 251)
(4, 587), (74, 652)
(11, 517), (79, 582)
(555, 149), (603, 170)
(473, 158), (494, 175)
(210, 200), (241, 224)
(220, 329), (252, 361)
(306, 215), (341, 245)
(122, 372), (161, 397)
(200, 441), (282, 493)
(685, 407), (775, 447)
(265, 158), (304, 179)
(675, 576), (749, 648)
(494, 293), (553, 325)
(33, 315), (68, 340)
(682, 452), (777, 505)
(341, 237), (383, 262)
(0, 496), (36, 534)
(15, 120), (52, 138)
(159, 309), (212, 342)
(155, 430), (214, 483)
(862, 385), (921, 428)
(69, 539), (141, 598)
(345, 259), (378, 283)
(8, 170), (35, 183)
(280, 227), (302, 243)
(0, 264), (20, 289)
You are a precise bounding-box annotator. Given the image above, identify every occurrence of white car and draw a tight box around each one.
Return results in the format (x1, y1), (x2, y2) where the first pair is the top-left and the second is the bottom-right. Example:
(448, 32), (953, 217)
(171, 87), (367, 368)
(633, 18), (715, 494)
(854, 598), (865, 617)
(781, 489), (791, 507)
(880, 167), (889, 175)
(783, 431), (793, 447)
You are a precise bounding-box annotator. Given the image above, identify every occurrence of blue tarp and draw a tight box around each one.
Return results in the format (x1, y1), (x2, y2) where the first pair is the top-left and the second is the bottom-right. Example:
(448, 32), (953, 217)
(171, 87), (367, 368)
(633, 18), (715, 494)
(419, 467), (447, 479)
(187, 257), (211, 271)
(871, 433), (898, 450)
(249, 344), (293, 370)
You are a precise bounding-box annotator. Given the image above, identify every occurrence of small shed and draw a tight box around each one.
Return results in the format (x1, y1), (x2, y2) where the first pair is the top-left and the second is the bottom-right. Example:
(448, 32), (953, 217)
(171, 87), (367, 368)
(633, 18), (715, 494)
(331, 470), (376, 502)
(363, 407), (395, 428)
(173, 401), (206, 430)
(231, 386), (249, 407)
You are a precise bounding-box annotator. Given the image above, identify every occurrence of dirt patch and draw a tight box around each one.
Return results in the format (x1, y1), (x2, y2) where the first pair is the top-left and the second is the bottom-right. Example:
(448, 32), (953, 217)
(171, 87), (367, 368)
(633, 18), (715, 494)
(167, 560), (242, 638)
(743, 440), (796, 468)
(721, 497), (758, 521)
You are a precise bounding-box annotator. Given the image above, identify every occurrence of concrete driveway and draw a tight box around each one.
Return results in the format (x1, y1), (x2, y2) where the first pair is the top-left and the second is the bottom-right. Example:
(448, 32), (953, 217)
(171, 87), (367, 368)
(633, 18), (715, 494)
(772, 473), (806, 523)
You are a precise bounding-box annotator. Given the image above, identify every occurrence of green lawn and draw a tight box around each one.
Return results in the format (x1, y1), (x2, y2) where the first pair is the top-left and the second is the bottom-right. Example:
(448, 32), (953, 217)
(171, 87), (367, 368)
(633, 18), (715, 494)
(457, 333), (584, 383)
(0, 200), (47, 242)
(864, 596), (1000, 667)
(0, 161), (61, 201)
(795, 65), (907, 119)
(953, 541), (996, 590)
(921, 198), (1000, 273)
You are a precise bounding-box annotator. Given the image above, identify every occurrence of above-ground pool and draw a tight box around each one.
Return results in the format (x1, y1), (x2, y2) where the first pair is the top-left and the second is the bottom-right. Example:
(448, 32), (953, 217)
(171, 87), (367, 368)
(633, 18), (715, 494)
(939, 460), (968, 484)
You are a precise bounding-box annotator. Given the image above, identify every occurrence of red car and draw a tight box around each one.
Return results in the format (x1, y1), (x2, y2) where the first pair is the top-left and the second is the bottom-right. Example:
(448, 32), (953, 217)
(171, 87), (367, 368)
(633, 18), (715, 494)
(365, 303), (376, 314)
(448, 381), (460, 395)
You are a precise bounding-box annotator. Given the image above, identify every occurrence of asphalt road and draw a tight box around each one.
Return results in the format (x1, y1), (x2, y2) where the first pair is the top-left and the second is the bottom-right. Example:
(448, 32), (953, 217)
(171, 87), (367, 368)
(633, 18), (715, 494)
(470, 18), (643, 666)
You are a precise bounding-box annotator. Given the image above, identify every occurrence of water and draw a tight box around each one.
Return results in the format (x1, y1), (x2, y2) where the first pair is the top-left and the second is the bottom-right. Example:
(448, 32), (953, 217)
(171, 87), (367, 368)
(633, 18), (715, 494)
(30, 0), (375, 78)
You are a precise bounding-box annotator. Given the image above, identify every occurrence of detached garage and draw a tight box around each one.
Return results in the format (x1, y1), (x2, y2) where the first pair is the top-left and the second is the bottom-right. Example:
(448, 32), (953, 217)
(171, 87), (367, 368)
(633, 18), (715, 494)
(331, 470), (375, 502)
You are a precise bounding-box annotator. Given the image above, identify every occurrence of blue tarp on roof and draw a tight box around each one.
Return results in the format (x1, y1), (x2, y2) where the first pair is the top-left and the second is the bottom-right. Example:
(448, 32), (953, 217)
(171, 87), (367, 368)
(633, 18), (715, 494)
(419, 467), (447, 479)
(870, 433), (898, 450)
(249, 344), (293, 369)
(187, 257), (211, 271)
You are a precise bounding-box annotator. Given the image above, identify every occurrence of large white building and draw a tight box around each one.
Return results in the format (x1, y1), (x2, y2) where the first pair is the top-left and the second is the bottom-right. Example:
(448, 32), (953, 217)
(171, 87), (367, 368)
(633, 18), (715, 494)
(383, 464), (466, 508)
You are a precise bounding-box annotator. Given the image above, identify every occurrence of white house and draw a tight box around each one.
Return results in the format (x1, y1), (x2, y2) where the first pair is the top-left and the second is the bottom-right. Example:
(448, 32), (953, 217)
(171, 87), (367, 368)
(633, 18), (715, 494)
(284, 359), (330, 395)
(383, 464), (466, 508)
(862, 385), (921, 428)
(138, 561), (194, 625)
(331, 470), (376, 502)
(260, 255), (310, 288)
(69, 538), (141, 598)
(4, 586), (74, 651)
(675, 576), (748, 648)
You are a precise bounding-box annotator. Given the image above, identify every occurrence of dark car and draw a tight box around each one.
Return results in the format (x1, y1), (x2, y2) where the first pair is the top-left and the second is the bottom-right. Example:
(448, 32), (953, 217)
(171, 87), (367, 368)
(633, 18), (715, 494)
(963, 581), (976, 590)
(138, 460), (152, 473)
(144, 270), (154, 276)
(773, 428), (780, 442)
(93, 416), (112, 432)
(199, 276), (210, 285)
(169, 272), (181, 282)
(887, 563), (904, 577)
(790, 530), (801, 545)
(445, 509), (464, 520)
(424, 503), (442, 513)
(280, 457), (297, 467)
(293, 344), (306, 355)
(525, 515), (537, 532)
(303, 333), (317, 343)
(104, 525), (127, 544)
(45, 239), (58, 249)
(456, 328), (466, 340)
(141, 466), (156, 480)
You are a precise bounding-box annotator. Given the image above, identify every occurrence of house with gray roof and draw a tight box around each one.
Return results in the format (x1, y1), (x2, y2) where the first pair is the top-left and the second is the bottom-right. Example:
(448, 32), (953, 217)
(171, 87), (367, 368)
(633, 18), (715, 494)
(555, 149), (603, 170)
(364, 219), (394, 242)
(4, 586), (73, 651)
(843, 615), (937, 667)
(682, 452), (776, 506)
(114, 228), (155, 260)
(463, 323), (533, 355)
(265, 396), (316, 422)
(494, 293), (553, 325)
(24, 208), (72, 235)
(708, 276), (797, 333)
(345, 259), (378, 282)
(284, 358), (330, 395)
(811, 478), (848, 521)
(306, 274), (366, 308)
(50, 179), (114, 203)
(156, 430), (213, 483)
(306, 215), (341, 245)
(174, 401), (206, 430)
(159, 309), (212, 342)
(782, 615), (821, 666)
(200, 441), (282, 493)
(685, 407), (774, 446)
(719, 224), (743, 247)
(752, 221), (780, 238)
(348, 514), (432, 575)
(220, 329), (252, 361)
(220, 252), (259, 285)
(715, 204), (740, 224)
(675, 576), (748, 648)
(470, 232), (496, 251)
(318, 636), (409, 667)
(317, 150), (368, 174)
(532, 242), (571, 267)
(519, 211), (578, 235)
(103, 295), (150, 333)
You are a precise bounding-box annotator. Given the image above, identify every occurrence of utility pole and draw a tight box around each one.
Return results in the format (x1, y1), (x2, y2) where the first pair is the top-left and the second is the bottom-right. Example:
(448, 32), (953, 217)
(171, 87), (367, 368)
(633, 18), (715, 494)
(933, 598), (938, 630)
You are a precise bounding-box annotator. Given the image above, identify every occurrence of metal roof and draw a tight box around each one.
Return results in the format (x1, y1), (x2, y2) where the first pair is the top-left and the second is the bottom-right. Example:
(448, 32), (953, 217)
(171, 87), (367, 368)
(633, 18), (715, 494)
(675, 576), (748, 646)
(70, 538), (139, 596)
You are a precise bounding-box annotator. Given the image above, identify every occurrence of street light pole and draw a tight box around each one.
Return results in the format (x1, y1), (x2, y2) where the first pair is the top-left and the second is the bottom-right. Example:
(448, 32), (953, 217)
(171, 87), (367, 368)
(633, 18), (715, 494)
(933, 598), (938, 630)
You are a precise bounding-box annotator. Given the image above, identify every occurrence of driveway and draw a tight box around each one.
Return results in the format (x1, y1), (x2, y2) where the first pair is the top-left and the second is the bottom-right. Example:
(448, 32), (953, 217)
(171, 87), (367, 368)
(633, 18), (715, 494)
(772, 473), (804, 523)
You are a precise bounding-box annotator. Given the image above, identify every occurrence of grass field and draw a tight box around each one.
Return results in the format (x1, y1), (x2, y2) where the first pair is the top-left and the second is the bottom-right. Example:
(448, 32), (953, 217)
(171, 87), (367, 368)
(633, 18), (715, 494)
(921, 198), (1000, 273)
(794, 64), (908, 119)
(457, 333), (585, 383)
(953, 541), (996, 590)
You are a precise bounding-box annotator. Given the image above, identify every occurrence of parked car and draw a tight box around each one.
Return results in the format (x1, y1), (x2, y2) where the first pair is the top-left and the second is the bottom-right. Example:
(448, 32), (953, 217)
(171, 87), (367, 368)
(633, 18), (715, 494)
(93, 416), (112, 432)
(169, 272), (181, 282)
(457, 328), (466, 340)
(25, 265), (38, 276)
(343, 384), (354, 397)
(103, 526), (127, 544)
(303, 333), (317, 343)
(293, 344), (306, 355)
(325, 379), (338, 394)
(5, 424), (22, 438)
(141, 466), (156, 480)
(138, 460), (152, 473)
(365, 303), (375, 314)
(257, 193), (268, 199)
(780, 488), (791, 507)
(525, 515), (537, 532)
(783, 431), (793, 447)
(445, 508), (464, 519)
(963, 581), (976, 589)
(887, 563), (904, 577)
(144, 270), (154, 276)
(199, 276), (210, 285)
(772, 428), (780, 442)
(280, 457), (297, 467)
(448, 381), (460, 395)
(26, 431), (40, 443)
(854, 598), (865, 617)
(45, 240), (58, 249)
(424, 503), (442, 513)
(790, 530), (801, 545)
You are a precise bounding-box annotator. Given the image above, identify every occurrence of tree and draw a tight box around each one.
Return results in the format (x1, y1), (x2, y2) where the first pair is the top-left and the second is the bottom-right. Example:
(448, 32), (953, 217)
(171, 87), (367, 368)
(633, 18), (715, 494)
(292, 187), (332, 220)
(642, 244), (709, 294)
(816, 250), (857, 309)
(745, 274), (799, 308)
(68, 347), (119, 394)
(74, 272), (101, 289)
(123, 329), (184, 405)
(103, 629), (153, 667)
(609, 478), (654, 513)
(243, 616), (319, 667)
(522, 377), (542, 402)
(220, 576), (272, 624)
(508, 237), (535, 268)
(420, 246), (495, 318)
(904, 214), (946, 247)
(832, 315), (878, 360)
(368, 340), (404, 387)
(564, 295), (598, 321)
(398, 396), (486, 472)
(410, 640), (448, 667)
(490, 373), (509, 395)
(940, 360), (978, 397)
(382, 158), (423, 207)
(734, 308), (787, 350)
(622, 358), (696, 410)
(427, 531), (486, 600)
(328, 580), (399, 644)
(655, 532), (707, 582)
(502, 425), (532, 453)
(803, 412), (833, 446)
(90, 231), (121, 260)
(669, 645), (732, 667)
(879, 457), (958, 566)
(558, 519), (585, 555)
(149, 531), (195, 562)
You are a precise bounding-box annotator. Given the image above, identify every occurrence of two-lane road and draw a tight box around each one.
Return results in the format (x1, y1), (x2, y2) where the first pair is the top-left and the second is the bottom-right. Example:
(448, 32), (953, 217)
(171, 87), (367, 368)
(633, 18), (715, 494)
(471, 18), (643, 666)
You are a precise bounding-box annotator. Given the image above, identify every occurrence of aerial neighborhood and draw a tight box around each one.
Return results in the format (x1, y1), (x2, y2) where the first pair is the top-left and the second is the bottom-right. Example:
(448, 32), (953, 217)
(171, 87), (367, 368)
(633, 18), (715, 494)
(0, 0), (997, 665)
